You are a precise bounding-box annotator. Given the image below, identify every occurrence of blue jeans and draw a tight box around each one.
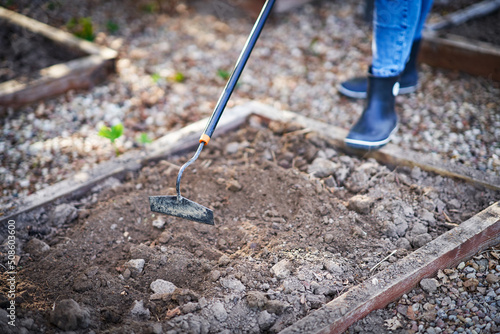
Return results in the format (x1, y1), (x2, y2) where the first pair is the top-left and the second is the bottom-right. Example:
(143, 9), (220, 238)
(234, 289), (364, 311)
(372, 0), (433, 77)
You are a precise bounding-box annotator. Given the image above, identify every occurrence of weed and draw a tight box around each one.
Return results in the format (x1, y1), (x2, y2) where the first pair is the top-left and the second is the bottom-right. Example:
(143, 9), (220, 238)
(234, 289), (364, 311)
(217, 69), (230, 80)
(137, 133), (153, 145)
(98, 123), (124, 156)
(151, 73), (162, 83)
(167, 71), (185, 83)
(67, 17), (95, 41)
(106, 20), (120, 34)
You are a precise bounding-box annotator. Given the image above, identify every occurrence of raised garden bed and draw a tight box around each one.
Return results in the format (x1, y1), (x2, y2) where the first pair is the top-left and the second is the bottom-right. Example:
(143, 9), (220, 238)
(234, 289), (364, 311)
(0, 7), (117, 109)
(1, 103), (498, 333)
(420, 0), (500, 81)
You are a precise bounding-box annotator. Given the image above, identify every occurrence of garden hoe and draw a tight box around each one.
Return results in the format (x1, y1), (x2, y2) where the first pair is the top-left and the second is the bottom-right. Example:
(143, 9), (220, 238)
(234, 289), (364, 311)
(149, 0), (276, 225)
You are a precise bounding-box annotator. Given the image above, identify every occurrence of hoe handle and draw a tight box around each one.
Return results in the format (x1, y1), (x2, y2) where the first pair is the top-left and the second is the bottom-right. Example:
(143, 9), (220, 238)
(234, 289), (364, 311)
(199, 0), (276, 145)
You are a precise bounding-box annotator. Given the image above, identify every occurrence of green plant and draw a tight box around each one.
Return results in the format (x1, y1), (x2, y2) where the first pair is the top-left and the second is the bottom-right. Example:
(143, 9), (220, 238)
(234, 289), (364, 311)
(142, 2), (158, 13)
(137, 133), (153, 145)
(172, 72), (185, 83)
(151, 73), (161, 83)
(217, 69), (230, 80)
(67, 17), (95, 41)
(98, 123), (124, 156)
(106, 20), (120, 34)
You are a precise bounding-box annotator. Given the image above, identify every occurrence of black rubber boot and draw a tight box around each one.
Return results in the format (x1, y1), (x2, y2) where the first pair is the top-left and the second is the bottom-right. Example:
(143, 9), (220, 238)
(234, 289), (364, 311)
(344, 72), (399, 150)
(338, 39), (421, 99)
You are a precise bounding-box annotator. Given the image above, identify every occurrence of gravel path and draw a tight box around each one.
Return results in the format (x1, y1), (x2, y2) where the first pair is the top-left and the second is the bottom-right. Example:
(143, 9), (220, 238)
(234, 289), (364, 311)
(349, 246), (500, 334)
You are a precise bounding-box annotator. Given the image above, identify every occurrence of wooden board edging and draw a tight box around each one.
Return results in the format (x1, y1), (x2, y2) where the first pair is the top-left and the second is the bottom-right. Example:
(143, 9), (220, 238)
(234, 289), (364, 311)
(279, 202), (500, 334)
(246, 102), (500, 191)
(0, 7), (118, 108)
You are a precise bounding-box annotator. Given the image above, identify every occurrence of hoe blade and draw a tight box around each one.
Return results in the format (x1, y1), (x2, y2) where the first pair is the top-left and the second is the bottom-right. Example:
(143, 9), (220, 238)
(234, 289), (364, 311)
(149, 196), (214, 225)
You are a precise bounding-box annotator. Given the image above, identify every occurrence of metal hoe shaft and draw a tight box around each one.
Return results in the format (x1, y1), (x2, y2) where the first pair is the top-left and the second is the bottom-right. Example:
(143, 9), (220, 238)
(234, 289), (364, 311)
(150, 0), (275, 225)
(176, 142), (205, 201)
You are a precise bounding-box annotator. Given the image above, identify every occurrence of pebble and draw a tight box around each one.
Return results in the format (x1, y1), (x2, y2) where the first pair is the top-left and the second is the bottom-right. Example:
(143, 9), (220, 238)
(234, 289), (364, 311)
(150, 279), (177, 294)
(49, 204), (78, 227)
(130, 300), (150, 320)
(23, 238), (50, 257)
(152, 218), (166, 229)
(124, 259), (145, 276)
(271, 259), (292, 280)
(49, 299), (90, 331)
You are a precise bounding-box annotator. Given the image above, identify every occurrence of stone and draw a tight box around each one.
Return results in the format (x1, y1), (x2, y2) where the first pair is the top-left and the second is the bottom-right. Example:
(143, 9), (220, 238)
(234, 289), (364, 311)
(420, 278), (439, 294)
(324, 233), (334, 243)
(150, 279), (177, 294)
(395, 238), (411, 250)
(220, 278), (245, 292)
(152, 218), (165, 229)
(181, 302), (200, 314)
(130, 300), (150, 320)
(257, 311), (275, 331)
(246, 291), (267, 309)
(308, 158), (338, 178)
(324, 260), (344, 275)
(49, 299), (90, 331)
(348, 194), (374, 214)
(49, 204), (78, 226)
(411, 233), (432, 248)
(218, 254), (231, 266)
(265, 299), (289, 315)
(225, 142), (240, 154)
(125, 259), (145, 276)
(411, 222), (428, 236)
(211, 301), (228, 322)
(420, 209), (436, 225)
(283, 277), (305, 293)
(486, 273), (500, 284)
(383, 221), (398, 238)
(271, 259), (292, 279)
(226, 179), (242, 192)
(394, 217), (409, 237)
(24, 238), (50, 257)
(447, 199), (462, 210)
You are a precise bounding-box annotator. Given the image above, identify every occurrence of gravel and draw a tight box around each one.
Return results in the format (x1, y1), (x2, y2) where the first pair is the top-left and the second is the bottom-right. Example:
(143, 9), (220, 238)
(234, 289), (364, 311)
(349, 246), (500, 334)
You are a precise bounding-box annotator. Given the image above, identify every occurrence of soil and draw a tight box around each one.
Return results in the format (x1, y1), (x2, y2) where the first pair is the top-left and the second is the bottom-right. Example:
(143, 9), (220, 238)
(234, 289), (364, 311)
(2, 118), (498, 333)
(443, 9), (500, 46)
(0, 21), (82, 83)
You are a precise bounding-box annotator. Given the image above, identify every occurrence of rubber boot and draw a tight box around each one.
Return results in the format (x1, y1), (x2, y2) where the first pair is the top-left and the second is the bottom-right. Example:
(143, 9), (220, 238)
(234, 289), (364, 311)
(338, 39), (421, 99)
(344, 72), (399, 150)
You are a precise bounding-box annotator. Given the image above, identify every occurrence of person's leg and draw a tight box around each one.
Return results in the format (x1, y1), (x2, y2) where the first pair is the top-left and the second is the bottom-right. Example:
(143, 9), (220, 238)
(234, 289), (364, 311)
(398, 0), (433, 91)
(339, 0), (433, 98)
(344, 0), (420, 150)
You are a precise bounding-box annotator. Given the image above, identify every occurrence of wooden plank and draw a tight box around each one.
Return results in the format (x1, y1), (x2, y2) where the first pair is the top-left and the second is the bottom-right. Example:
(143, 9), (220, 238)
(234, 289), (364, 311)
(0, 7), (117, 108)
(248, 102), (500, 191)
(235, 0), (314, 17)
(420, 31), (500, 81)
(0, 55), (115, 108)
(280, 202), (500, 334)
(427, 0), (500, 31)
(0, 7), (114, 57)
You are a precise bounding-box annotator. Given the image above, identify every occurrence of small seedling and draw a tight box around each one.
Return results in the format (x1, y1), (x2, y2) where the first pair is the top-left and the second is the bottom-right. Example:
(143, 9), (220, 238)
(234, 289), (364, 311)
(67, 17), (95, 41)
(98, 123), (124, 156)
(151, 73), (161, 83)
(217, 69), (230, 80)
(137, 133), (153, 145)
(106, 20), (120, 34)
(173, 72), (185, 83)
